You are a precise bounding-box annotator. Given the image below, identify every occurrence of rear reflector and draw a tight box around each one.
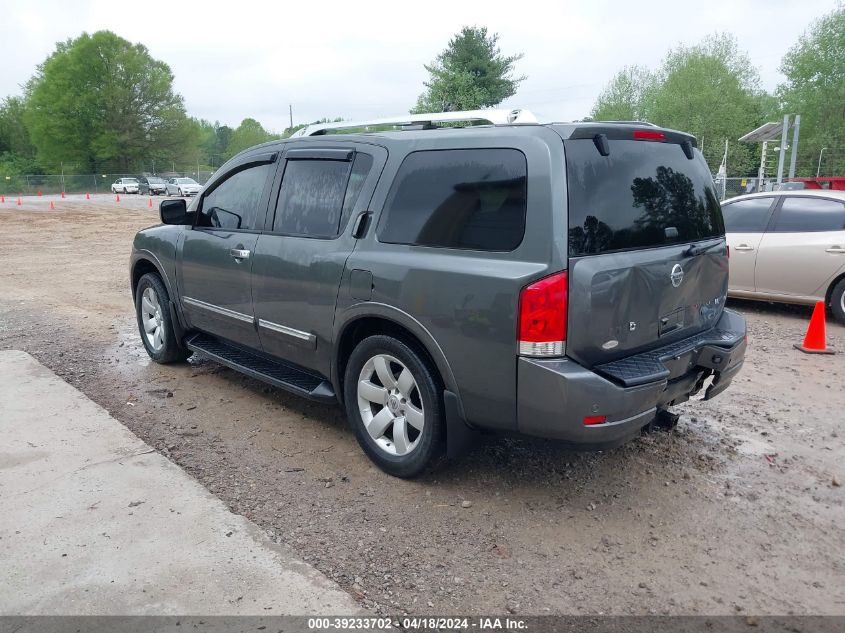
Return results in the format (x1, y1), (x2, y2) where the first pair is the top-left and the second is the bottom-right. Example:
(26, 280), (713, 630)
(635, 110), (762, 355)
(633, 130), (665, 141)
(518, 271), (568, 357)
(583, 415), (607, 425)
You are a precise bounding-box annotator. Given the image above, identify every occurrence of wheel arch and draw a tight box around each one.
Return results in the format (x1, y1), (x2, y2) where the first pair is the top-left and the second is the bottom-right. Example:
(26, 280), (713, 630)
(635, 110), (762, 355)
(825, 270), (845, 307)
(332, 307), (461, 408)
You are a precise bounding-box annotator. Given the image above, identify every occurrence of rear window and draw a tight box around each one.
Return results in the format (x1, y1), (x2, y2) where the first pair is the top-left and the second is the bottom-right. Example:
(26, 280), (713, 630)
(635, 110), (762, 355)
(379, 149), (527, 251)
(566, 139), (724, 256)
(773, 197), (845, 232)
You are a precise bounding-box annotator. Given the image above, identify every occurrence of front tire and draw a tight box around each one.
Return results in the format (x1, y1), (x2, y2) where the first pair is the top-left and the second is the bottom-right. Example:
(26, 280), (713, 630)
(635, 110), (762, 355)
(135, 273), (189, 364)
(830, 278), (845, 325)
(344, 335), (444, 478)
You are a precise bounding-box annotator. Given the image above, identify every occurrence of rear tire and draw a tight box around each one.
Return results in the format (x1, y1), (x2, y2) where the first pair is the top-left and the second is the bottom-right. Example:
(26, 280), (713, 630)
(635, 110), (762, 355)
(135, 273), (189, 364)
(344, 335), (444, 478)
(830, 278), (845, 325)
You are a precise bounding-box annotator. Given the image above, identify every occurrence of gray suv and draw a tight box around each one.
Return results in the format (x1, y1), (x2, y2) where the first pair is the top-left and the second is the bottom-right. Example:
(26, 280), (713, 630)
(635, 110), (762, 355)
(130, 111), (747, 477)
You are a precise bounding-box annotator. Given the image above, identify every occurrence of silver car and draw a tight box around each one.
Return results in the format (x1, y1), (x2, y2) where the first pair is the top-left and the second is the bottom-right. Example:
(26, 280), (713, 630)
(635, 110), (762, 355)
(166, 177), (201, 197)
(722, 190), (845, 323)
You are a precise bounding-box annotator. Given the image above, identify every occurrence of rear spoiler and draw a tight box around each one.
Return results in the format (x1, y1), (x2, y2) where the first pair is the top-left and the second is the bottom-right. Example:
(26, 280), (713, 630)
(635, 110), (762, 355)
(554, 124), (697, 159)
(561, 124), (697, 146)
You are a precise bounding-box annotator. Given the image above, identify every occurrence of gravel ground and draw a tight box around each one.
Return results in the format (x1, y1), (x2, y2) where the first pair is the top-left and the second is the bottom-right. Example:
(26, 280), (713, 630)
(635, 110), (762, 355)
(1, 194), (844, 616)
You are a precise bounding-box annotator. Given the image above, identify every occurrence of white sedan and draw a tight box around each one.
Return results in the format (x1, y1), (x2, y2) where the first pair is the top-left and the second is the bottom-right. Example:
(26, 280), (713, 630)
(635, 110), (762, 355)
(722, 190), (845, 323)
(111, 177), (139, 194)
(166, 177), (201, 197)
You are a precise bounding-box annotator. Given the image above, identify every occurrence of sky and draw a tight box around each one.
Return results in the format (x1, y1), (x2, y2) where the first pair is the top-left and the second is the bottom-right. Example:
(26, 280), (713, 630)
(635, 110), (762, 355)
(0, 0), (839, 132)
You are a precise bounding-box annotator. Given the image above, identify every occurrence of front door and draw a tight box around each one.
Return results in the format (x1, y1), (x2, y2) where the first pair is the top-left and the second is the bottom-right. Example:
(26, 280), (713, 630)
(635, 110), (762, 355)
(252, 144), (385, 375)
(721, 196), (775, 292)
(178, 157), (277, 348)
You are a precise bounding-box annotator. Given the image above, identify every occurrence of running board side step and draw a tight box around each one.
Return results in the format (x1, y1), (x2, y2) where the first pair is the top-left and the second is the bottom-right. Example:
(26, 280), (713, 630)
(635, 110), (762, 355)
(185, 332), (336, 403)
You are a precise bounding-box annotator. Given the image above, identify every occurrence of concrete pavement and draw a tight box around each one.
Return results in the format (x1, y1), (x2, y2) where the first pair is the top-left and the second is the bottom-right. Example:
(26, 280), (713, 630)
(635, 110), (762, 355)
(0, 350), (359, 615)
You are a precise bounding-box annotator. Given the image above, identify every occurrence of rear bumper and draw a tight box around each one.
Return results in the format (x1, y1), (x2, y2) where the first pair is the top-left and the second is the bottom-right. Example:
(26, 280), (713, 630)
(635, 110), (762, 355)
(516, 309), (746, 448)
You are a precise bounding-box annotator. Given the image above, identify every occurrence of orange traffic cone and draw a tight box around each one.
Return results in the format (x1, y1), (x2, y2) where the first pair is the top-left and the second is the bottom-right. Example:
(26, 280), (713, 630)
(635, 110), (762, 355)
(148, 197), (153, 208)
(794, 301), (835, 354)
(17, 195), (21, 206)
(116, 193), (121, 202)
(50, 201), (55, 210)
(61, 191), (65, 199)
(86, 192), (90, 200)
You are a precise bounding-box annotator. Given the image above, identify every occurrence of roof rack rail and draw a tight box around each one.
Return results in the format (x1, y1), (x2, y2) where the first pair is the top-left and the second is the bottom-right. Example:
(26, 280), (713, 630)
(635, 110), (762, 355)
(592, 120), (659, 127)
(290, 108), (539, 137)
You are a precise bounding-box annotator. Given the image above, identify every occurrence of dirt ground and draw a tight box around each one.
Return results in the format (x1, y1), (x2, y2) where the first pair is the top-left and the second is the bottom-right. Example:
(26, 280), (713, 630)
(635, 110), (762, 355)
(1, 194), (844, 616)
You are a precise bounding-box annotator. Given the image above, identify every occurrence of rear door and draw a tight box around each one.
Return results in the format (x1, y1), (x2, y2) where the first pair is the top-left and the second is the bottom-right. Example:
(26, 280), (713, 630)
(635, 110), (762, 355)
(251, 143), (386, 375)
(177, 152), (277, 348)
(755, 195), (845, 299)
(721, 196), (776, 292)
(563, 132), (727, 368)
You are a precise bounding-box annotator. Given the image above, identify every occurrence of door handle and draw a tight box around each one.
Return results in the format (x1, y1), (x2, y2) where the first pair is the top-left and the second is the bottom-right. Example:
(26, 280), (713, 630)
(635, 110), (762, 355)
(825, 246), (845, 254)
(734, 244), (754, 251)
(230, 248), (251, 260)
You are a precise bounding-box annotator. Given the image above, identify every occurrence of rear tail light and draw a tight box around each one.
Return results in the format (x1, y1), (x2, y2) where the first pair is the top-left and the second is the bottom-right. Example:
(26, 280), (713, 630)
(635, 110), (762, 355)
(518, 271), (567, 357)
(633, 130), (665, 141)
(583, 415), (607, 425)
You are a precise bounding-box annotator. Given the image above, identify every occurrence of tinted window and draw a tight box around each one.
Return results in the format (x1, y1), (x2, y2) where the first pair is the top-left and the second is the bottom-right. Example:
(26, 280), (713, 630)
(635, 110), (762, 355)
(722, 198), (774, 232)
(566, 140), (724, 256)
(379, 149), (527, 251)
(197, 163), (271, 230)
(273, 159), (352, 237)
(773, 197), (845, 232)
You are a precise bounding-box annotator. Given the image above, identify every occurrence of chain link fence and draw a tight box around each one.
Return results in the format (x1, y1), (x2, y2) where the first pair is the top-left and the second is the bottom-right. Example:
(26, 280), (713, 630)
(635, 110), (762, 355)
(1, 171), (215, 196)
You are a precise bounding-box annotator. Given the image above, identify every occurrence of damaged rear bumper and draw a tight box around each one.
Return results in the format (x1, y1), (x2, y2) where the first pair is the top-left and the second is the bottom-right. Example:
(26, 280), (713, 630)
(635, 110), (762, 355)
(516, 308), (746, 448)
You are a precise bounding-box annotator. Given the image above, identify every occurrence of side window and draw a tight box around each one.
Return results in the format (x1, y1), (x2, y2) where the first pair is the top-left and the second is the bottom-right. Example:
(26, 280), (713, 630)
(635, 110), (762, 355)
(721, 198), (774, 233)
(773, 197), (845, 232)
(273, 158), (353, 238)
(196, 163), (272, 230)
(378, 149), (527, 251)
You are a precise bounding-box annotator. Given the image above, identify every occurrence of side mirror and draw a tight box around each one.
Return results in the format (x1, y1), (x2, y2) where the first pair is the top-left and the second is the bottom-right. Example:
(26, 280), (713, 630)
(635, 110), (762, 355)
(160, 198), (191, 225)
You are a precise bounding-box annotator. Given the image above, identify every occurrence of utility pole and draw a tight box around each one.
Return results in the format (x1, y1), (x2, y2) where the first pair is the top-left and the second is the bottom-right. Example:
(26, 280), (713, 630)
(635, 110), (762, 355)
(788, 114), (800, 179)
(776, 114), (790, 185)
(289, 104), (293, 130)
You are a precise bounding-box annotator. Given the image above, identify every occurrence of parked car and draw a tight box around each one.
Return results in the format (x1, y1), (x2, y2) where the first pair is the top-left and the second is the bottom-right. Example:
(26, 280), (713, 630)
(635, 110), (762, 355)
(139, 176), (167, 196)
(130, 112), (746, 477)
(722, 190), (845, 323)
(166, 177), (201, 197)
(111, 177), (139, 194)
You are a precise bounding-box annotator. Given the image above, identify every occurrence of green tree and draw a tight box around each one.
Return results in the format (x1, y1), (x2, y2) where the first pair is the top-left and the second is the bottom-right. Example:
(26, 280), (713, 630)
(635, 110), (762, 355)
(779, 6), (845, 176)
(592, 34), (772, 175)
(25, 31), (193, 172)
(591, 66), (654, 122)
(0, 97), (35, 160)
(412, 26), (525, 113)
(647, 34), (769, 174)
(226, 118), (277, 157)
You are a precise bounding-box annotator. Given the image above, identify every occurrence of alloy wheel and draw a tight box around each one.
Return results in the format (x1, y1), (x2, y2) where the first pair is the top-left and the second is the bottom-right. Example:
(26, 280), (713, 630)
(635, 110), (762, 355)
(140, 286), (164, 352)
(357, 354), (425, 456)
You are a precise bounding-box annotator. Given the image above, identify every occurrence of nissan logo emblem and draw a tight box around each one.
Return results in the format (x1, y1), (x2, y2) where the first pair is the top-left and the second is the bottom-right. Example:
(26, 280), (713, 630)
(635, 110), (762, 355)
(670, 264), (684, 288)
